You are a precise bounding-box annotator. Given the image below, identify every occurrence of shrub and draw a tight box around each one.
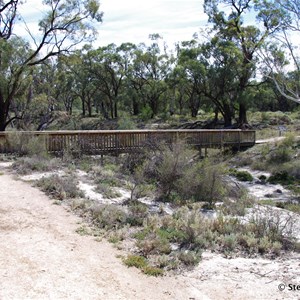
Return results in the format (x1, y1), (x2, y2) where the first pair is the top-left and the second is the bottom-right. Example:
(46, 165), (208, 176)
(267, 171), (295, 185)
(137, 235), (172, 256)
(117, 112), (137, 130)
(12, 156), (60, 175)
(123, 255), (147, 268)
(222, 194), (254, 216)
(123, 255), (164, 276)
(36, 174), (83, 200)
(179, 160), (228, 206)
(127, 201), (149, 226)
(153, 143), (196, 199)
(258, 236), (272, 254)
(90, 204), (128, 229)
(230, 169), (253, 182)
(94, 183), (122, 199)
(139, 105), (153, 121)
(177, 250), (202, 266)
(268, 146), (293, 164)
(142, 265), (164, 276)
(281, 133), (296, 148)
(221, 234), (237, 251)
(247, 206), (296, 245)
(6, 132), (48, 157)
(271, 241), (282, 255)
(281, 160), (300, 180)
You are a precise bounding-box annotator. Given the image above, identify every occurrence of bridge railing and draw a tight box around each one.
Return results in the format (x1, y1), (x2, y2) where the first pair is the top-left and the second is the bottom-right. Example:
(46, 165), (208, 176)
(0, 129), (256, 154)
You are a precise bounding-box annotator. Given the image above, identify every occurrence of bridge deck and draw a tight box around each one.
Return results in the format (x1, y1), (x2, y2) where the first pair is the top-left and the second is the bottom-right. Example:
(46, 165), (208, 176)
(0, 129), (256, 154)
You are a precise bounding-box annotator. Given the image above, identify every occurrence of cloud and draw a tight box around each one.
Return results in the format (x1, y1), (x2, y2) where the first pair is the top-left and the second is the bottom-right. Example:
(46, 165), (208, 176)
(14, 0), (208, 48)
(96, 0), (207, 46)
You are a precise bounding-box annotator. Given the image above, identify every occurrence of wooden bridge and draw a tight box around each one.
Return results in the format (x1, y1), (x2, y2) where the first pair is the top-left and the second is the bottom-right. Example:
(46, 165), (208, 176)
(0, 129), (256, 154)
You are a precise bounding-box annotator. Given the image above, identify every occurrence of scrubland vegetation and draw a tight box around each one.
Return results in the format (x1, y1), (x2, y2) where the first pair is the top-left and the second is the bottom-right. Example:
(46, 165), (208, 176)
(1, 0), (300, 278)
(5, 124), (300, 276)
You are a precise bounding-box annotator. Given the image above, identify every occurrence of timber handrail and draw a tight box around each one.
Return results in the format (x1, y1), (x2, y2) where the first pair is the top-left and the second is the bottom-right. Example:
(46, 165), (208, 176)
(0, 129), (256, 154)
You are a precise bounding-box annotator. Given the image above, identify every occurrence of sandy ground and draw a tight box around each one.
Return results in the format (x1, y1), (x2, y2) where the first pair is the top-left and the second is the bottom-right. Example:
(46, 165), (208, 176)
(0, 162), (299, 300)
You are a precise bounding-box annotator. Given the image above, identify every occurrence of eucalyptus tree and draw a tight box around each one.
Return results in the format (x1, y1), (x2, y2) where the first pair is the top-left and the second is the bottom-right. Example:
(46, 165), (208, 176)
(88, 43), (131, 119)
(200, 38), (246, 127)
(175, 40), (207, 118)
(0, 0), (102, 130)
(54, 56), (78, 115)
(258, 0), (300, 103)
(65, 50), (99, 117)
(21, 61), (58, 130)
(129, 36), (171, 118)
(203, 0), (284, 125)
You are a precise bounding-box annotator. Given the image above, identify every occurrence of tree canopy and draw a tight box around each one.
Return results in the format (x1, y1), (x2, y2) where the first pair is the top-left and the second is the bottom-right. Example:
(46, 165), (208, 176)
(0, 0), (102, 130)
(0, 0), (299, 131)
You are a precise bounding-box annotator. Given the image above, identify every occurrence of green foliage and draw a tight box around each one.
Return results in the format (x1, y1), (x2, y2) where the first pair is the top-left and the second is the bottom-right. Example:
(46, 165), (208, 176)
(123, 255), (147, 268)
(267, 171), (295, 185)
(222, 194), (255, 216)
(139, 105), (153, 121)
(135, 143), (229, 206)
(268, 146), (293, 164)
(11, 156), (60, 175)
(137, 236), (172, 256)
(123, 255), (164, 276)
(142, 265), (164, 276)
(230, 169), (254, 182)
(36, 174), (83, 200)
(220, 234), (238, 252)
(127, 201), (149, 226)
(177, 250), (202, 266)
(117, 112), (137, 129)
(6, 132), (48, 157)
(259, 200), (300, 214)
(94, 183), (122, 199)
(90, 204), (128, 229)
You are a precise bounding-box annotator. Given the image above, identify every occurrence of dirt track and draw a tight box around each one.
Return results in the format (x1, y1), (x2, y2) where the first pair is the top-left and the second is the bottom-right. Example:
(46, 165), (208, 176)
(0, 169), (205, 300)
(0, 163), (299, 300)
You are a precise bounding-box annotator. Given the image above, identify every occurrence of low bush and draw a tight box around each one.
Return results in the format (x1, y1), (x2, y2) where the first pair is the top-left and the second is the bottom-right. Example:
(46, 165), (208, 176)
(94, 183), (122, 199)
(137, 236), (172, 256)
(12, 156), (60, 175)
(230, 169), (253, 182)
(259, 199), (300, 214)
(123, 255), (164, 276)
(36, 174), (83, 200)
(177, 250), (202, 266)
(127, 201), (149, 226)
(222, 194), (255, 216)
(89, 204), (128, 230)
(123, 254), (147, 268)
(267, 171), (295, 185)
(268, 146), (293, 164)
(6, 132), (47, 157)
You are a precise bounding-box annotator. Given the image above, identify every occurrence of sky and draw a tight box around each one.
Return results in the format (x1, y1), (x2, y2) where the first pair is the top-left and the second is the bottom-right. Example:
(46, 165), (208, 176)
(98, 0), (207, 46)
(16, 0), (208, 48)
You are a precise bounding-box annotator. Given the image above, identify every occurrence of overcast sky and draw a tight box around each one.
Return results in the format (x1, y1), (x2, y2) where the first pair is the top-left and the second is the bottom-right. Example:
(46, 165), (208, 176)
(17, 0), (207, 48)
(98, 0), (207, 46)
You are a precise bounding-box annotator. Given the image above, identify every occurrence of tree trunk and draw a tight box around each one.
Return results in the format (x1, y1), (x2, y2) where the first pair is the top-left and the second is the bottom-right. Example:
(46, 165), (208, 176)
(214, 107), (219, 123)
(114, 101), (118, 119)
(238, 102), (248, 126)
(87, 99), (92, 117)
(132, 97), (139, 115)
(191, 107), (198, 118)
(223, 103), (233, 127)
(82, 98), (86, 116)
(0, 93), (9, 131)
(0, 113), (6, 131)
